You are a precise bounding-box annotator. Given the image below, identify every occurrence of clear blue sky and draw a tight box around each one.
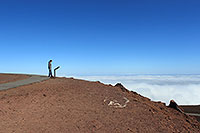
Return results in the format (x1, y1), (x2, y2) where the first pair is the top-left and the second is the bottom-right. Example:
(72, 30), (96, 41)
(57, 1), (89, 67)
(0, 0), (200, 76)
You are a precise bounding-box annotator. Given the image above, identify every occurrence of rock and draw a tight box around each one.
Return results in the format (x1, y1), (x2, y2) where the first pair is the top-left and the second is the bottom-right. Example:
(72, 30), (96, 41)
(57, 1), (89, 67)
(131, 91), (138, 95)
(168, 100), (183, 113)
(115, 83), (129, 92)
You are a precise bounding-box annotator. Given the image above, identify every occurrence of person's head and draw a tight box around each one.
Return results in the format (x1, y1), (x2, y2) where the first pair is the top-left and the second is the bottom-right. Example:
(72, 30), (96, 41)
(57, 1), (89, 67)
(49, 60), (52, 62)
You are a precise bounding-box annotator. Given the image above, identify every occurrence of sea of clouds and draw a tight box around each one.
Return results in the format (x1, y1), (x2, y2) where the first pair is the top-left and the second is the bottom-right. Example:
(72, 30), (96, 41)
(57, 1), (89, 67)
(73, 75), (200, 105)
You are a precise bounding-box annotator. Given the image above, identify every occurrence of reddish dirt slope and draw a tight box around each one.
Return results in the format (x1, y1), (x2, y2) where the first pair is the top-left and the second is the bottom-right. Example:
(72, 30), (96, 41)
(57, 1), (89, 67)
(0, 77), (199, 133)
(0, 73), (29, 84)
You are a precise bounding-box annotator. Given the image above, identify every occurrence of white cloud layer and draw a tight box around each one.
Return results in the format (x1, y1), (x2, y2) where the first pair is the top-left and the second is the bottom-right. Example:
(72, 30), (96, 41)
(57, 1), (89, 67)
(73, 75), (200, 105)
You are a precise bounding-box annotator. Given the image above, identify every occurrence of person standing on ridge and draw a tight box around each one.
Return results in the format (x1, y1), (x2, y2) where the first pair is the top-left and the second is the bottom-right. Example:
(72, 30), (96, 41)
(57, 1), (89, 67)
(48, 60), (53, 77)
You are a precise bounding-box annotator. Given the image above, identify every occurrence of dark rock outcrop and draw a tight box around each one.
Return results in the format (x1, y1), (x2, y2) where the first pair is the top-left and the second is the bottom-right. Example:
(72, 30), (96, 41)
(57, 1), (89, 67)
(168, 100), (183, 113)
(115, 83), (129, 92)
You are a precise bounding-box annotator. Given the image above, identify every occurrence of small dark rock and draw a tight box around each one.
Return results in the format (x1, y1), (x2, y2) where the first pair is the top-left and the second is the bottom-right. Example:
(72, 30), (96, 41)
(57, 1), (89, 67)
(131, 91), (138, 95)
(186, 119), (190, 123)
(96, 81), (101, 84)
(43, 94), (46, 97)
(168, 100), (183, 113)
(108, 84), (113, 87)
(115, 83), (129, 92)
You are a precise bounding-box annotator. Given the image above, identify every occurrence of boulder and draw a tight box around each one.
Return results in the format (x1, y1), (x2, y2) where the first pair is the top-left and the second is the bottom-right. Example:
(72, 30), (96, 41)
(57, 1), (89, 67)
(115, 83), (129, 92)
(168, 100), (183, 113)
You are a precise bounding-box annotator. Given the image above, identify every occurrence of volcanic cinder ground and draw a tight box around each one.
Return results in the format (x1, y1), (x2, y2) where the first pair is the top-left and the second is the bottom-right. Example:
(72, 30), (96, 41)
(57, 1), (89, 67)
(0, 74), (199, 133)
(0, 73), (29, 84)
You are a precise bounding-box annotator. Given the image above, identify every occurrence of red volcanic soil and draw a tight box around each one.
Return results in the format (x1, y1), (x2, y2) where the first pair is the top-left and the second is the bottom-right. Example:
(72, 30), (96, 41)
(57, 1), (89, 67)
(0, 77), (199, 132)
(0, 73), (30, 84)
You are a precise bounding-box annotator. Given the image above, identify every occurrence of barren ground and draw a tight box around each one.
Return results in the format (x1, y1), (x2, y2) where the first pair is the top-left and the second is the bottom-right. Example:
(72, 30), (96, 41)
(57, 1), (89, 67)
(0, 76), (199, 132)
(0, 73), (30, 84)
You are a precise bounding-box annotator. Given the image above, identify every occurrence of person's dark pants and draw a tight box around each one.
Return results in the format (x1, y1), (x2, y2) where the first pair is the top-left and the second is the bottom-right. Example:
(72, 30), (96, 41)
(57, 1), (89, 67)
(48, 69), (53, 77)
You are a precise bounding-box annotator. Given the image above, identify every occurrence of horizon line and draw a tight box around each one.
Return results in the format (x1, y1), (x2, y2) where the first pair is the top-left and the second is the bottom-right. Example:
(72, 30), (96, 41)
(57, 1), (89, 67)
(2, 72), (200, 77)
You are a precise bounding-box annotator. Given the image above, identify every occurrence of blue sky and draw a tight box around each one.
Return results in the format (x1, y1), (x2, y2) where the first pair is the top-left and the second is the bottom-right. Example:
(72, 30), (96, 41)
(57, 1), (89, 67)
(0, 0), (200, 76)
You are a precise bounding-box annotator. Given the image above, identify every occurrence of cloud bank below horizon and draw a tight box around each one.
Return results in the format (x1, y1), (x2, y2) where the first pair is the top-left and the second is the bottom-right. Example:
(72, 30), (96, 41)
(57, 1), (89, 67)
(73, 75), (200, 105)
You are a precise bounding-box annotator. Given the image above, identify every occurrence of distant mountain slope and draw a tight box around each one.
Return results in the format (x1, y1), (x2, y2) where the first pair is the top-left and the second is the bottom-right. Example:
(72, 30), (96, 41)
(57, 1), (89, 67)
(0, 76), (199, 132)
(181, 105), (200, 122)
(180, 105), (200, 114)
